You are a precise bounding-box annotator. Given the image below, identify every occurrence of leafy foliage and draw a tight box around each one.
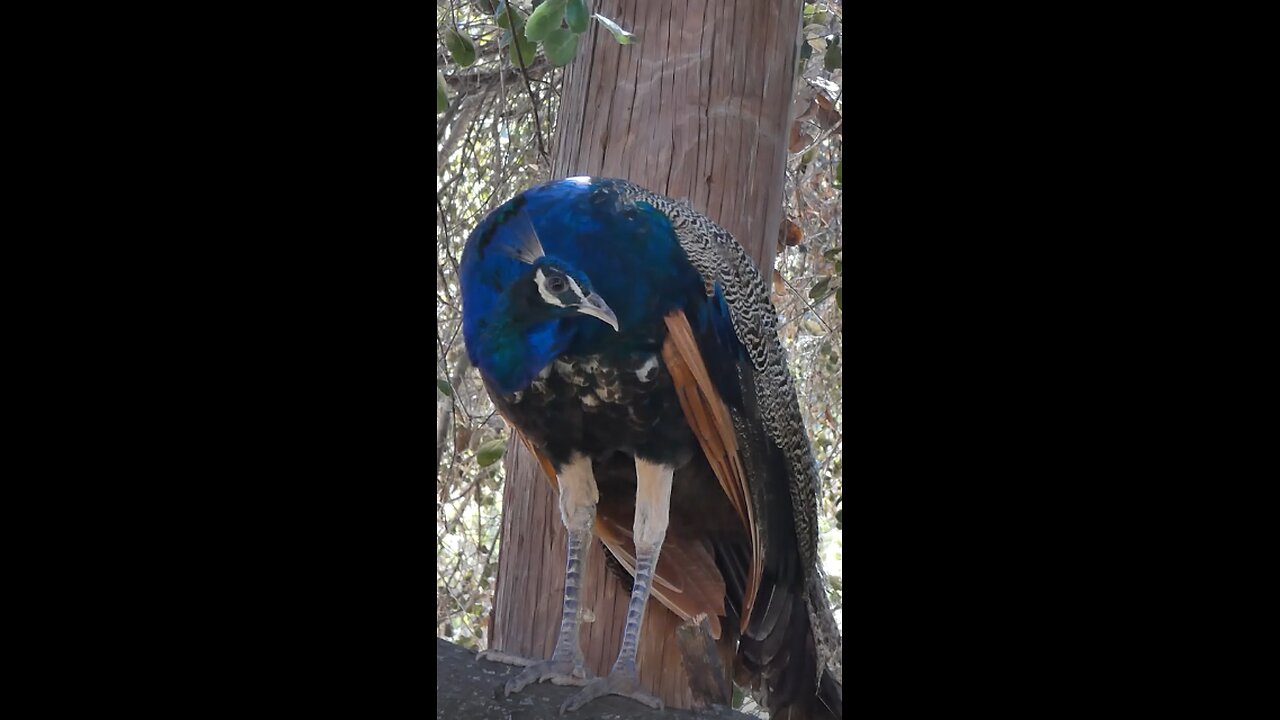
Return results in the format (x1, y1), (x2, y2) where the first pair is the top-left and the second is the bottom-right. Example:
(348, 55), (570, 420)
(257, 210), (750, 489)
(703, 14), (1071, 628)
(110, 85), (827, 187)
(565, 0), (589, 33)
(444, 26), (478, 67)
(524, 0), (567, 43)
(778, 5), (844, 627)
(542, 28), (579, 67)
(437, 0), (636, 119)
(437, 0), (563, 651)
(592, 12), (637, 44)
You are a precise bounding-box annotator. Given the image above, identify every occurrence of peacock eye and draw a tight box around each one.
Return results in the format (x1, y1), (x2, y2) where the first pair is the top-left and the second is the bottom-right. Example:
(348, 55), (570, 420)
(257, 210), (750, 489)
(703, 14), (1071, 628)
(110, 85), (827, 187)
(548, 277), (567, 293)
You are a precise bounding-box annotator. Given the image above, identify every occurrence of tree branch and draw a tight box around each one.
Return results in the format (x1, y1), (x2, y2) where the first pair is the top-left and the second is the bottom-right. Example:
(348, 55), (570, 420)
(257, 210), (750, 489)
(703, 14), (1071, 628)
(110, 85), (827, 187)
(443, 56), (551, 91)
(501, 1), (548, 164)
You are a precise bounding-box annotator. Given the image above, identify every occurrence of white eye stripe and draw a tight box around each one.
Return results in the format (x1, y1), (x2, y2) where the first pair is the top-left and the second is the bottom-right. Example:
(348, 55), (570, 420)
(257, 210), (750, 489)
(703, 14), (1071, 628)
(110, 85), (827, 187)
(533, 268), (565, 307)
(564, 275), (585, 300)
(534, 267), (587, 308)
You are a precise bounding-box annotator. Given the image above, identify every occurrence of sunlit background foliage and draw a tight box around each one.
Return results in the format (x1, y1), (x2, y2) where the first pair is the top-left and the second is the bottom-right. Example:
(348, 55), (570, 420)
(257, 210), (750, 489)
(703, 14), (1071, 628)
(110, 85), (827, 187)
(437, 2), (841, 712)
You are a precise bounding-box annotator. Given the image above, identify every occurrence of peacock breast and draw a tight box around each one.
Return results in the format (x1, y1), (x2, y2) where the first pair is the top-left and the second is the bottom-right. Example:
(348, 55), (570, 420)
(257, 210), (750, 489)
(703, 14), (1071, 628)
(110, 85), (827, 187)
(498, 351), (696, 469)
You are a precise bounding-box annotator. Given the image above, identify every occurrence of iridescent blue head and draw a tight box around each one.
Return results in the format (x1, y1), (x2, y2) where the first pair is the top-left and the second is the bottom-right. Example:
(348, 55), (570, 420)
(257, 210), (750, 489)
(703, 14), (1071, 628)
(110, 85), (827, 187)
(460, 177), (703, 396)
(460, 188), (620, 395)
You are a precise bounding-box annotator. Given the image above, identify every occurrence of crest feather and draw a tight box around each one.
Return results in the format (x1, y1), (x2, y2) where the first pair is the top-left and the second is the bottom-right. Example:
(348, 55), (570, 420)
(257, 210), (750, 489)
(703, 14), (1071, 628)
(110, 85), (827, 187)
(496, 210), (546, 264)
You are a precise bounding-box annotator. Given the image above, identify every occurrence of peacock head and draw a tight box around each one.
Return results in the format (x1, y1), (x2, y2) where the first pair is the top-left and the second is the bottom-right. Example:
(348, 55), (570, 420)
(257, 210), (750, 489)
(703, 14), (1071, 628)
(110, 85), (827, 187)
(522, 257), (620, 332)
(481, 207), (619, 333)
(463, 204), (625, 395)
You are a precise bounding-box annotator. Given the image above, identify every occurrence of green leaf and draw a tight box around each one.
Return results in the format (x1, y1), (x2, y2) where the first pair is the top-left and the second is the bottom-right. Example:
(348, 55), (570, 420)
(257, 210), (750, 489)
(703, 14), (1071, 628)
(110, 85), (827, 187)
(494, 1), (524, 29)
(836, 287), (843, 310)
(593, 13), (636, 44)
(525, 0), (567, 43)
(436, 378), (454, 397)
(803, 3), (827, 25)
(473, 0), (497, 13)
(824, 40), (841, 71)
(810, 276), (831, 301)
(437, 71), (449, 113)
(543, 28), (579, 66)
(565, 0), (589, 33)
(476, 438), (507, 467)
(444, 27), (478, 68)
(508, 25), (536, 66)
(823, 246), (842, 260)
(834, 158), (842, 188)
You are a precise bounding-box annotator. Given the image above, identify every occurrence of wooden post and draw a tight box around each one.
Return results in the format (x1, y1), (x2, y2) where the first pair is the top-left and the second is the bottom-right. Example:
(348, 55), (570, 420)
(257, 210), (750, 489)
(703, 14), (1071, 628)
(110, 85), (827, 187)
(490, 0), (802, 709)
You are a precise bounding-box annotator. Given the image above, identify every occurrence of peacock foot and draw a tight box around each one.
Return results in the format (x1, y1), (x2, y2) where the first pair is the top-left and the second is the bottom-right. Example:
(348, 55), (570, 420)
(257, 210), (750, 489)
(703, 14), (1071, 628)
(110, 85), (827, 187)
(559, 664), (662, 714)
(477, 650), (591, 695)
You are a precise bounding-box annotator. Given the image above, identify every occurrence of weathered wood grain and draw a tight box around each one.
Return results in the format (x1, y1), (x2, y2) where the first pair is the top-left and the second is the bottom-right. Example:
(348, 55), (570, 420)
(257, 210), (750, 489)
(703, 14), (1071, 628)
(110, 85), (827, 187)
(489, 0), (802, 710)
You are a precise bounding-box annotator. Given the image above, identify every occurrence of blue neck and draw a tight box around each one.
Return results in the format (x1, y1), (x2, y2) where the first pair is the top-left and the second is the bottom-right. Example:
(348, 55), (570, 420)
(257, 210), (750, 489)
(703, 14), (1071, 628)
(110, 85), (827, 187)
(470, 294), (574, 395)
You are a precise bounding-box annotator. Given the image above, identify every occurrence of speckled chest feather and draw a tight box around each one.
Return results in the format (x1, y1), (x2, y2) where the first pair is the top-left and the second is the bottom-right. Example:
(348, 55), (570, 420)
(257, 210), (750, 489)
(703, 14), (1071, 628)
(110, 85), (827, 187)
(499, 352), (697, 469)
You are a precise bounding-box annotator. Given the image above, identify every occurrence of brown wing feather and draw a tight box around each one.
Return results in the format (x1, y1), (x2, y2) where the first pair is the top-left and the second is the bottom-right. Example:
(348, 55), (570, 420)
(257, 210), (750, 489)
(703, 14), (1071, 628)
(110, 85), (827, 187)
(661, 310), (763, 633)
(594, 517), (725, 639)
(501, 413), (726, 638)
(513, 425), (561, 493)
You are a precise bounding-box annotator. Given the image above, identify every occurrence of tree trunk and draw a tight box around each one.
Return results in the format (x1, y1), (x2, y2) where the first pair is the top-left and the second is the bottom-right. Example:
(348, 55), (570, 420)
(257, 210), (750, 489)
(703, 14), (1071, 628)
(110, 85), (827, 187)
(490, 0), (802, 709)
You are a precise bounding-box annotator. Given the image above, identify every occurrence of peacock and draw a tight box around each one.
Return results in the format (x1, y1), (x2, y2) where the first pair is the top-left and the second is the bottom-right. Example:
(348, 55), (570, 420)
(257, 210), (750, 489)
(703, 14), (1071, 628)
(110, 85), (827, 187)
(462, 176), (842, 718)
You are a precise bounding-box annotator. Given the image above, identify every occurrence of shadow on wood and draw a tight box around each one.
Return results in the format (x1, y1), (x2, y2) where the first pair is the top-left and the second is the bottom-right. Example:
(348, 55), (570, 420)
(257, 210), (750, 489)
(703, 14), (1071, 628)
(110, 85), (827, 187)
(436, 638), (755, 720)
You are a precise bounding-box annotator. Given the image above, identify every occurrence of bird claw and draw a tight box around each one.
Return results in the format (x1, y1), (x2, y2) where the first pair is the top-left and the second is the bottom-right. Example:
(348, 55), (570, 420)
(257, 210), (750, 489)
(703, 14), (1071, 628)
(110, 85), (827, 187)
(480, 652), (591, 696)
(476, 649), (538, 668)
(559, 666), (663, 714)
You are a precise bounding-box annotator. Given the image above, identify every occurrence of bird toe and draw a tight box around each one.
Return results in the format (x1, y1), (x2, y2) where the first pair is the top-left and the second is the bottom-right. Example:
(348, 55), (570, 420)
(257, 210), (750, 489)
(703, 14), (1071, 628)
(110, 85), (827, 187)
(483, 653), (588, 691)
(559, 667), (662, 714)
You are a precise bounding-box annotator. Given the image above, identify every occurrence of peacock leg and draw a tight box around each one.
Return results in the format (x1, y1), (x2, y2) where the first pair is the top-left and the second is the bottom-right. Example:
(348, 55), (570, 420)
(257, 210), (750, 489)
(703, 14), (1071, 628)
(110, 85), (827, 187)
(479, 454), (598, 694)
(561, 458), (672, 714)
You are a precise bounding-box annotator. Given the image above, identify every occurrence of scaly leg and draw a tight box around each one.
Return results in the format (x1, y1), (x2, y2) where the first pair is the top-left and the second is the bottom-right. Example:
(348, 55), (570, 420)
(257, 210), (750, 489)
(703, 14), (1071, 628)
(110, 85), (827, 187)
(479, 454), (598, 694)
(561, 457), (673, 714)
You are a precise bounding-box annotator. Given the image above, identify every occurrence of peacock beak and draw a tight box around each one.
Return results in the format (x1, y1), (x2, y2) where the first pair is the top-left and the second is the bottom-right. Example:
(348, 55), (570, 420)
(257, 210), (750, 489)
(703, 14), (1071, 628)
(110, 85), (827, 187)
(577, 292), (620, 332)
